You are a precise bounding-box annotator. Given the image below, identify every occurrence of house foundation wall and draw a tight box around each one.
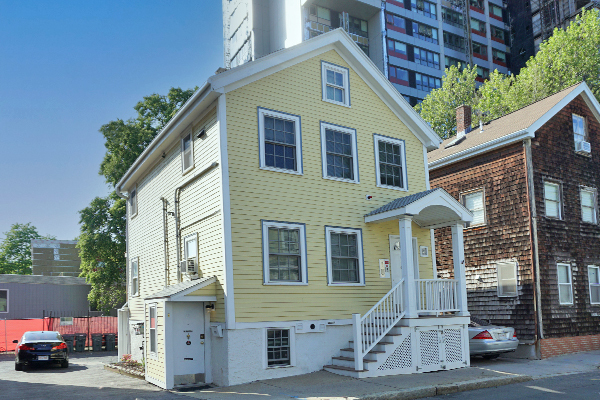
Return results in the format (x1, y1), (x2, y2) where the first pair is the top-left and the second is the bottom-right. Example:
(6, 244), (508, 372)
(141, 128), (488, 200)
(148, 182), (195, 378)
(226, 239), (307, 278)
(540, 334), (600, 359)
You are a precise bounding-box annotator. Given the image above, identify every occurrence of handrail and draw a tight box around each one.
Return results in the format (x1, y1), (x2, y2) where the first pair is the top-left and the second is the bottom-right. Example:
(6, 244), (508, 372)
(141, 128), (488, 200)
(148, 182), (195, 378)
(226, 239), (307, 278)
(352, 279), (405, 371)
(415, 279), (459, 313)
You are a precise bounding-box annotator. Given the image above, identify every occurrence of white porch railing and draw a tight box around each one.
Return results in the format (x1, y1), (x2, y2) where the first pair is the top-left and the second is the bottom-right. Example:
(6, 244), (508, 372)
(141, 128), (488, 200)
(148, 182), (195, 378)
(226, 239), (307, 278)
(415, 279), (459, 313)
(352, 279), (405, 371)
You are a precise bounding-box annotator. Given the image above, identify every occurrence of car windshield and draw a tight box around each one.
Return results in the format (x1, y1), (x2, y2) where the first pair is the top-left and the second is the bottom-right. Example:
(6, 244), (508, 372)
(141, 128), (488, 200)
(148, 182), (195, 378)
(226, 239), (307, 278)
(23, 332), (62, 341)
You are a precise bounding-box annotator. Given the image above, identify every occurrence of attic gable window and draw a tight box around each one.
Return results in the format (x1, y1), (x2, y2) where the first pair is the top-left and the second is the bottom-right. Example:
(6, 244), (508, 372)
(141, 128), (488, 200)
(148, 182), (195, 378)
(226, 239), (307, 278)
(321, 62), (350, 107)
(573, 114), (586, 142)
(181, 129), (194, 173)
(258, 108), (303, 175)
(129, 186), (138, 218)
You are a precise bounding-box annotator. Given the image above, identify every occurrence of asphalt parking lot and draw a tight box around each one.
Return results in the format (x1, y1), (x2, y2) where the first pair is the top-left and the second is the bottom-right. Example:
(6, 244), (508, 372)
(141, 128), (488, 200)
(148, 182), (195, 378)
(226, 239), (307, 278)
(0, 351), (179, 400)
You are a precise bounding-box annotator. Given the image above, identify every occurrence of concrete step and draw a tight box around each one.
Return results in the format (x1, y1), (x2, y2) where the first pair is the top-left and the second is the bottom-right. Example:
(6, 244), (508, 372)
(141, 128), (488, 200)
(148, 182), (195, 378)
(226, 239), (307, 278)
(331, 356), (375, 369)
(323, 364), (366, 377)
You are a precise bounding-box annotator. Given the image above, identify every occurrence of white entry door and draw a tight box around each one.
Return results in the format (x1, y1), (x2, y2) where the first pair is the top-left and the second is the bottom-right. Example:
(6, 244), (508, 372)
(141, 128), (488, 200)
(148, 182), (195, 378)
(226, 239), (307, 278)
(172, 302), (205, 379)
(389, 235), (420, 286)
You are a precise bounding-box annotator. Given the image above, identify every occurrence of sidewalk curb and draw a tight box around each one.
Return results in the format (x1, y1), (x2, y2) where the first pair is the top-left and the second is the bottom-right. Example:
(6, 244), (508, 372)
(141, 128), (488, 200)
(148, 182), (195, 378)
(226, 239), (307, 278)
(359, 374), (533, 400)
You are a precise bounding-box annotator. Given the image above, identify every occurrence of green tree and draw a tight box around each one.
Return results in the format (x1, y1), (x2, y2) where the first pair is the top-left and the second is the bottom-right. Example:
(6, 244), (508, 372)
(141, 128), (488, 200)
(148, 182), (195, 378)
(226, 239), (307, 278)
(78, 87), (196, 312)
(0, 223), (55, 275)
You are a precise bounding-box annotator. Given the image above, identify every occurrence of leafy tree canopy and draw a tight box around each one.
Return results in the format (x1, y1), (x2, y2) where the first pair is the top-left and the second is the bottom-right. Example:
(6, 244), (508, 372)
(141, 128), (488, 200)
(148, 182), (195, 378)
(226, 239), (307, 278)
(0, 223), (55, 275)
(79, 86), (196, 312)
(416, 9), (600, 138)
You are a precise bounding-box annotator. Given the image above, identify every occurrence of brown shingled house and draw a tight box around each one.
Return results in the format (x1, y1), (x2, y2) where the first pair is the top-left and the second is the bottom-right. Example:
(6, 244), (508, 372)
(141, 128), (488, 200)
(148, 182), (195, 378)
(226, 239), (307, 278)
(428, 82), (600, 359)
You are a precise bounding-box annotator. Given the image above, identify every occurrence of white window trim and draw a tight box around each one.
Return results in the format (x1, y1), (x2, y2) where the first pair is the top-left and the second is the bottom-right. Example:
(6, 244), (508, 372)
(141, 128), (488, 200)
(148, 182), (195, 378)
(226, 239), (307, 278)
(557, 263), (573, 305)
(130, 185), (138, 218)
(257, 108), (303, 175)
(544, 181), (562, 220)
(496, 261), (518, 298)
(573, 113), (587, 142)
(181, 128), (194, 174)
(325, 226), (365, 286)
(374, 134), (408, 191)
(580, 186), (598, 224)
(460, 188), (486, 228)
(589, 265), (600, 305)
(184, 233), (198, 260)
(131, 257), (139, 297)
(263, 327), (296, 369)
(262, 221), (308, 285)
(321, 61), (351, 107)
(0, 289), (8, 313)
(148, 303), (158, 359)
(320, 122), (360, 184)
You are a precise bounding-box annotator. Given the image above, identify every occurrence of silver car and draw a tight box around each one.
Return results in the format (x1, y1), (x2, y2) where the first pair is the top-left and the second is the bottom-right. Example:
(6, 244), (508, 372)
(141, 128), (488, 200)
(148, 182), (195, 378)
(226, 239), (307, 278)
(469, 319), (519, 359)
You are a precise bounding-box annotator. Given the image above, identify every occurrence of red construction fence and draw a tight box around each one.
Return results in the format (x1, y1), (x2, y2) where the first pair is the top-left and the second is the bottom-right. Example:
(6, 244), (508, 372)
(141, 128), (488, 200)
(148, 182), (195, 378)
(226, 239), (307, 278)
(0, 315), (118, 352)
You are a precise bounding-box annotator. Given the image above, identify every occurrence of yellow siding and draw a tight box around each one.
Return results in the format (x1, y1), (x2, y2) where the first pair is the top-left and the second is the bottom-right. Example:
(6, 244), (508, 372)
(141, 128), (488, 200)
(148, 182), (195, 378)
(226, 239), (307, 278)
(186, 282), (217, 297)
(128, 107), (226, 323)
(226, 50), (434, 322)
(145, 302), (165, 383)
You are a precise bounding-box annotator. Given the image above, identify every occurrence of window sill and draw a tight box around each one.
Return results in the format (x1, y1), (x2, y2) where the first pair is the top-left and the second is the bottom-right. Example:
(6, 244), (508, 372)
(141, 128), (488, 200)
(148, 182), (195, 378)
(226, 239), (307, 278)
(263, 282), (308, 286)
(465, 224), (486, 230)
(322, 98), (351, 108)
(559, 303), (574, 307)
(130, 294), (140, 298)
(323, 176), (359, 184)
(327, 282), (366, 287)
(267, 364), (294, 369)
(182, 166), (195, 176)
(575, 150), (592, 158)
(259, 166), (303, 176)
(376, 183), (408, 192)
(543, 216), (564, 221)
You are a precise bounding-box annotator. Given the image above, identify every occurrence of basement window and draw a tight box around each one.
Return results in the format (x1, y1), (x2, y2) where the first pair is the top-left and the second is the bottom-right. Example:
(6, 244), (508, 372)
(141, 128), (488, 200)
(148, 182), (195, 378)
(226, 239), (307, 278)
(267, 329), (291, 367)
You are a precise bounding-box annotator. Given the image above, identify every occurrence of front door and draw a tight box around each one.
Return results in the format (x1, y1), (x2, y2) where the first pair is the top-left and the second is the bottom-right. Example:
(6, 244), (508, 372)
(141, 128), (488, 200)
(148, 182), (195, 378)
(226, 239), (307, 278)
(172, 302), (205, 383)
(389, 235), (420, 286)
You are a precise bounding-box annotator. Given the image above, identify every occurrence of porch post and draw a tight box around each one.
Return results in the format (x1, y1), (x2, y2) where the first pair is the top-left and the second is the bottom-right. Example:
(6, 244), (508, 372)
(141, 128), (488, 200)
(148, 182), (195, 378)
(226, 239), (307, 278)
(399, 216), (418, 318)
(451, 223), (470, 316)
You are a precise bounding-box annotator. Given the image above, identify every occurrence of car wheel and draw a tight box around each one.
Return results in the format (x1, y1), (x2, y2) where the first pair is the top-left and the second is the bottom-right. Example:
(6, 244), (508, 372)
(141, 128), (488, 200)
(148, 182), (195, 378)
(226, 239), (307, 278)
(483, 354), (500, 360)
(15, 363), (22, 371)
(61, 360), (69, 368)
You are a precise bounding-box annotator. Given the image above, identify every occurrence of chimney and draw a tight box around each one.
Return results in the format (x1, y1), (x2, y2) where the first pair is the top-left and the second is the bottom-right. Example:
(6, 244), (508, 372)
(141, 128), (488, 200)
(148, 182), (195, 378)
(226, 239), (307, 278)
(456, 105), (472, 137)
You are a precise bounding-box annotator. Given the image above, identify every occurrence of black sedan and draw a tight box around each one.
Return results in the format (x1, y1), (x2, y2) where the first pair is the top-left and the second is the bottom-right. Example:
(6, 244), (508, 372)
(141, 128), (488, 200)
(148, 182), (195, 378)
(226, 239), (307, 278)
(14, 331), (69, 370)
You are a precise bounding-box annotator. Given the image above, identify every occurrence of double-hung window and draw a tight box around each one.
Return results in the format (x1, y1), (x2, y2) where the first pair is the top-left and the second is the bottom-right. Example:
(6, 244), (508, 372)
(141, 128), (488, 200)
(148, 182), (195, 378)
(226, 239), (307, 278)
(573, 114), (587, 143)
(149, 304), (157, 355)
(544, 181), (562, 219)
(262, 221), (307, 285)
(588, 266), (600, 305)
(184, 233), (198, 274)
(0, 290), (7, 313)
(131, 258), (139, 296)
(497, 261), (517, 297)
(267, 328), (291, 367)
(181, 129), (194, 173)
(130, 186), (138, 218)
(461, 189), (486, 227)
(321, 62), (350, 107)
(320, 122), (359, 183)
(581, 187), (598, 224)
(325, 226), (364, 286)
(374, 134), (407, 190)
(258, 108), (302, 174)
(557, 263), (573, 305)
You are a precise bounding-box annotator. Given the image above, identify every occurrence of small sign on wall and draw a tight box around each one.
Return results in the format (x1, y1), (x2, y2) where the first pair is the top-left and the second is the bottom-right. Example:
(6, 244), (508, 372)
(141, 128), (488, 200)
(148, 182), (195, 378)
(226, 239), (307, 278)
(379, 259), (390, 278)
(420, 246), (429, 257)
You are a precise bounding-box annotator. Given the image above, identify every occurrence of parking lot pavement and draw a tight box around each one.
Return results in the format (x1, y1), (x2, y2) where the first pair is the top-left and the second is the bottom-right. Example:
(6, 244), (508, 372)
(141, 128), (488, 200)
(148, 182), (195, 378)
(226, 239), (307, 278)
(0, 352), (179, 400)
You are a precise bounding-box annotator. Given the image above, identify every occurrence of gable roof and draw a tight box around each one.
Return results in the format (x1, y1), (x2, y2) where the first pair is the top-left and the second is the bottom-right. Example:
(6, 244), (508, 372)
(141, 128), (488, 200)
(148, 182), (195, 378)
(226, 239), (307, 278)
(144, 276), (216, 300)
(116, 29), (441, 194)
(428, 82), (600, 169)
(365, 189), (440, 217)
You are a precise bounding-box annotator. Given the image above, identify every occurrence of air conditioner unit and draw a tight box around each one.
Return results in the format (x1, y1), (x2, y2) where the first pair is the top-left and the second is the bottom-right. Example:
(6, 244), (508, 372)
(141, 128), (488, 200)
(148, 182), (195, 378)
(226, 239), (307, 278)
(575, 140), (591, 154)
(180, 258), (197, 274)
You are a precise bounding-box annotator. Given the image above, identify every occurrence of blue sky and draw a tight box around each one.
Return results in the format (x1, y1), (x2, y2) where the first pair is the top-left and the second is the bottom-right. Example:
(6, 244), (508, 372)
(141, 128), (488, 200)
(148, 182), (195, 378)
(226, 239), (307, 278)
(0, 0), (223, 240)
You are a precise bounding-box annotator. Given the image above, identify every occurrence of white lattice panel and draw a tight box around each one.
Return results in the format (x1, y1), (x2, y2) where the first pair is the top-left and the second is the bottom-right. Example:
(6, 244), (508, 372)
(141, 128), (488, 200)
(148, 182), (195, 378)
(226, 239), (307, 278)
(377, 335), (412, 371)
(419, 330), (440, 366)
(444, 328), (463, 363)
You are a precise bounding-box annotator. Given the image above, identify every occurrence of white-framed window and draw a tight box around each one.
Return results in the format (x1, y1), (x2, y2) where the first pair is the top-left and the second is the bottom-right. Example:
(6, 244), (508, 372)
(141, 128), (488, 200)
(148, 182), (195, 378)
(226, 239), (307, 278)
(461, 189), (486, 227)
(544, 181), (562, 219)
(130, 186), (137, 218)
(374, 134), (408, 191)
(257, 108), (303, 175)
(325, 226), (364, 286)
(131, 258), (139, 297)
(262, 221), (307, 285)
(581, 187), (598, 224)
(266, 328), (292, 367)
(321, 61), (350, 107)
(573, 114), (586, 142)
(184, 233), (198, 263)
(0, 289), (7, 313)
(181, 128), (194, 173)
(320, 122), (359, 183)
(557, 263), (573, 305)
(588, 266), (600, 305)
(149, 304), (157, 356)
(497, 261), (517, 297)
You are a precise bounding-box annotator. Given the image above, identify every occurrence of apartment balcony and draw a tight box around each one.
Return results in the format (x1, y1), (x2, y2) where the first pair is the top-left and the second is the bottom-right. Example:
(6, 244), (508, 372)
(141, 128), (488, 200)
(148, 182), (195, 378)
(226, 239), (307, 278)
(306, 21), (370, 55)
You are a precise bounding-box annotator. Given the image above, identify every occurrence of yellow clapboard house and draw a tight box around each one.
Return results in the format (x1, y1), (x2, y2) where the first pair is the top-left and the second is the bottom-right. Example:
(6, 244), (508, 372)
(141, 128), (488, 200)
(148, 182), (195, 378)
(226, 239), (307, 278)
(115, 28), (473, 389)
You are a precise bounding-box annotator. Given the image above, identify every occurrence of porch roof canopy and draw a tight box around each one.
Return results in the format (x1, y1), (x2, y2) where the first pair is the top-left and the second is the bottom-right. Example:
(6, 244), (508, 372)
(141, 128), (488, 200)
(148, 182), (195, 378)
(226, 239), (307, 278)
(364, 188), (472, 229)
(145, 276), (217, 302)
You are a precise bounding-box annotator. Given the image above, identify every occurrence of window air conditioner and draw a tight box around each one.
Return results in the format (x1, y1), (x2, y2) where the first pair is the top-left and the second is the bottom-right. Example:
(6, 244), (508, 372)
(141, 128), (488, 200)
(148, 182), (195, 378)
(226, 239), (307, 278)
(575, 140), (591, 154)
(180, 258), (197, 274)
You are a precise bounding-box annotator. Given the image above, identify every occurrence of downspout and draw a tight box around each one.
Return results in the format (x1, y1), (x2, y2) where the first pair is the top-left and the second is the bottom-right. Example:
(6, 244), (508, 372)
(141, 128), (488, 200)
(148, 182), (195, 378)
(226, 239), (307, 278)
(161, 197), (170, 287)
(174, 162), (220, 283)
(523, 139), (544, 344)
(115, 186), (131, 357)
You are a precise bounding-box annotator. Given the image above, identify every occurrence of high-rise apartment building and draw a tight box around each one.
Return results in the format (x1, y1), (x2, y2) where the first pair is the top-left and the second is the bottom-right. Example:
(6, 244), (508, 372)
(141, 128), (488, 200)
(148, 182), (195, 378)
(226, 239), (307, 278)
(223, 0), (512, 105)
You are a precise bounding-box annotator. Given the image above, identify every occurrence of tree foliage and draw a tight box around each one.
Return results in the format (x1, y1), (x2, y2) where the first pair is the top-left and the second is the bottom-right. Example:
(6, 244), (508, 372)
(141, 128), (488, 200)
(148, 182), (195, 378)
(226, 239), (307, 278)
(417, 9), (600, 138)
(0, 223), (55, 275)
(79, 87), (196, 312)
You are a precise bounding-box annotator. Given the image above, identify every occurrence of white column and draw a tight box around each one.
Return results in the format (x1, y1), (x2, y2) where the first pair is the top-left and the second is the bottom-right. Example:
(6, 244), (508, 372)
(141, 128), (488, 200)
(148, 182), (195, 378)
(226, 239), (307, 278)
(451, 223), (470, 317)
(399, 216), (418, 318)
(352, 313), (363, 371)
